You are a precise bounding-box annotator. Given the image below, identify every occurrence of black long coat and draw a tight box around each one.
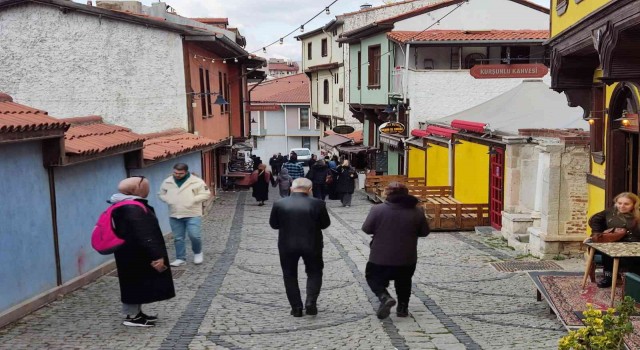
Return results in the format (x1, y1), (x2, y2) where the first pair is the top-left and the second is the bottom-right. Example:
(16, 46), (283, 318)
(112, 199), (175, 305)
(335, 166), (358, 194)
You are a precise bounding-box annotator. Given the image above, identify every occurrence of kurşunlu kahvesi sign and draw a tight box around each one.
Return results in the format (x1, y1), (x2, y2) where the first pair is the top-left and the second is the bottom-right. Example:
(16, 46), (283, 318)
(332, 125), (355, 134)
(379, 122), (405, 135)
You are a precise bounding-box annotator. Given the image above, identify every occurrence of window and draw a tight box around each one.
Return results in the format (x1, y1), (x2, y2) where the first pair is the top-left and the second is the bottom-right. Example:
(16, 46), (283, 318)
(223, 73), (229, 113)
(463, 53), (485, 69)
(302, 137), (311, 149)
(556, 0), (567, 16)
(300, 108), (310, 129)
(338, 42), (342, 48)
(323, 80), (329, 104)
(368, 45), (381, 87)
(338, 88), (344, 102)
(591, 85), (605, 155)
(205, 69), (212, 116)
(502, 46), (530, 64)
(218, 72), (223, 114)
(321, 38), (328, 57)
(315, 116), (320, 130)
(334, 73), (338, 84)
(307, 42), (312, 60)
(199, 68), (206, 117)
(332, 28), (337, 36)
(357, 51), (361, 89)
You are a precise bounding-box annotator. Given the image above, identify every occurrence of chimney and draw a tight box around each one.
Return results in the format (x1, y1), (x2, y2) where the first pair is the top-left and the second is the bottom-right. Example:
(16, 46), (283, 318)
(87, 0), (92, 6)
(360, 3), (372, 10)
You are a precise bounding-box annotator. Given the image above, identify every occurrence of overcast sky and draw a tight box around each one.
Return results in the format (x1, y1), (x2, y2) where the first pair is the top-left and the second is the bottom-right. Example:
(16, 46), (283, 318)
(137, 0), (550, 61)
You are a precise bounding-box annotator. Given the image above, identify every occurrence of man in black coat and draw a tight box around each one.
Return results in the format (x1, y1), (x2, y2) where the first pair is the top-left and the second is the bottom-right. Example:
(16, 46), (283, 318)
(361, 182), (429, 319)
(269, 178), (331, 317)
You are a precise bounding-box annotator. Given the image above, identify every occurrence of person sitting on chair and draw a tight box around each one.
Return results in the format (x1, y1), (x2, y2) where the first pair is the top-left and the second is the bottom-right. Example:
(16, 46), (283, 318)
(586, 192), (640, 288)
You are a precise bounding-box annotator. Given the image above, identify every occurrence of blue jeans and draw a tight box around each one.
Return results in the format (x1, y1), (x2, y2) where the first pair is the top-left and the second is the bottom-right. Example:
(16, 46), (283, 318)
(170, 217), (202, 260)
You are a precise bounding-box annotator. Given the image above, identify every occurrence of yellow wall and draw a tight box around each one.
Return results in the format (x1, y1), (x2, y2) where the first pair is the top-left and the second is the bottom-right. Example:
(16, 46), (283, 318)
(551, 0), (610, 37)
(453, 141), (489, 204)
(587, 185), (606, 235)
(426, 143), (449, 187)
(407, 146), (425, 179)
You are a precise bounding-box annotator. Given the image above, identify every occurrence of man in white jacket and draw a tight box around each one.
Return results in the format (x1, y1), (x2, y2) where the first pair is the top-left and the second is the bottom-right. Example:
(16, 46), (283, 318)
(159, 163), (211, 267)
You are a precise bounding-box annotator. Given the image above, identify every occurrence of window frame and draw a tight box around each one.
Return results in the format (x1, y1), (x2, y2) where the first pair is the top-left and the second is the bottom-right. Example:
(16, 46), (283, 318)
(367, 45), (381, 88)
(199, 67), (207, 117)
(307, 42), (312, 60)
(357, 51), (361, 90)
(323, 79), (329, 104)
(299, 107), (310, 129)
(321, 38), (328, 57)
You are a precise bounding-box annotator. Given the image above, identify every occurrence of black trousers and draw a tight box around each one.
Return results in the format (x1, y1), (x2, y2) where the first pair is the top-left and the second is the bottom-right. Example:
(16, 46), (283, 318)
(601, 255), (640, 275)
(279, 250), (324, 308)
(365, 262), (416, 304)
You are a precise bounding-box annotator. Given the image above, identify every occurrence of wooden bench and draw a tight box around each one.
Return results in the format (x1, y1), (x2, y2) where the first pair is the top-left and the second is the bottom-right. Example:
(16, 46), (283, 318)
(407, 185), (451, 200)
(422, 197), (490, 231)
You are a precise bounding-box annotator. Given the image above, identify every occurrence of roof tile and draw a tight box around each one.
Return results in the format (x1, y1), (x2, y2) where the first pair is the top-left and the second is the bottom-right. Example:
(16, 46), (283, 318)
(0, 99), (69, 135)
(143, 132), (218, 161)
(250, 74), (309, 104)
(61, 116), (144, 156)
(387, 29), (549, 43)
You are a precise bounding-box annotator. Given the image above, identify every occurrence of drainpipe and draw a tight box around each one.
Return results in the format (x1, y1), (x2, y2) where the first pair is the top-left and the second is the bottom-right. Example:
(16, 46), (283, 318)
(447, 139), (454, 188)
(47, 167), (62, 286)
(404, 43), (410, 104)
(283, 104), (289, 152)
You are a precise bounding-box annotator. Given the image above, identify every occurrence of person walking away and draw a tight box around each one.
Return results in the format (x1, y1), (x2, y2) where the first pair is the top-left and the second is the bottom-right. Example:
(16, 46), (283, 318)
(250, 163), (273, 206)
(306, 159), (330, 200)
(159, 163), (211, 267)
(274, 167), (293, 198)
(269, 154), (280, 176)
(269, 178), (331, 317)
(276, 153), (285, 174)
(585, 192), (640, 287)
(281, 152), (305, 180)
(308, 154), (317, 168)
(336, 159), (358, 207)
(111, 176), (176, 327)
(362, 182), (430, 319)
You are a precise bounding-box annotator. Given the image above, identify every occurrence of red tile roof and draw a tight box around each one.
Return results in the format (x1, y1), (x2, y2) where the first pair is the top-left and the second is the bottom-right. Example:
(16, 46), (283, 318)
(62, 116), (144, 156)
(250, 74), (310, 104)
(0, 93), (69, 138)
(268, 62), (300, 72)
(192, 17), (229, 25)
(143, 131), (218, 161)
(387, 30), (549, 43)
(324, 129), (363, 144)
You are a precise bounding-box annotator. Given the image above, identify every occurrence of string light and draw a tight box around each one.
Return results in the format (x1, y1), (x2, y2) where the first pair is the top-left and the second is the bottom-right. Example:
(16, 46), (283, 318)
(325, 7), (330, 15)
(193, 54), (196, 59)
(263, 47), (267, 54)
(223, 59), (227, 64)
(279, 38), (283, 45)
(234, 58), (238, 63)
(211, 59), (215, 63)
(300, 25), (304, 33)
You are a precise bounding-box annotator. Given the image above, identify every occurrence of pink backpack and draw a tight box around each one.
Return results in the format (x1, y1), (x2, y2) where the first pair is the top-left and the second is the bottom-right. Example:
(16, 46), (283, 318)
(91, 200), (147, 255)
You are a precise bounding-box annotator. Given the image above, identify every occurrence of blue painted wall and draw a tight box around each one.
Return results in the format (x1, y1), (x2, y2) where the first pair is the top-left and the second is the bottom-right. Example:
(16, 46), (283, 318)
(130, 152), (202, 234)
(0, 141), (57, 311)
(54, 156), (127, 283)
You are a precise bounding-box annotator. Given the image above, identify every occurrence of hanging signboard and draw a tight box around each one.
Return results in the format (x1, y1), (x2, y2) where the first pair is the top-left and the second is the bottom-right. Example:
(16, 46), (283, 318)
(378, 122), (405, 135)
(332, 125), (355, 135)
(470, 64), (548, 79)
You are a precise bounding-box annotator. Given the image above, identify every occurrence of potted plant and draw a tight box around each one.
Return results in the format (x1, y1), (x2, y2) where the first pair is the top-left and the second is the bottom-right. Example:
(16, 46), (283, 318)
(558, 296), (636, 350)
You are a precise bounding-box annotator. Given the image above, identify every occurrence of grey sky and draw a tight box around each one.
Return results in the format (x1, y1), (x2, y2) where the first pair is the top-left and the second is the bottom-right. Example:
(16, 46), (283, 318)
(138, 0), (551, 61)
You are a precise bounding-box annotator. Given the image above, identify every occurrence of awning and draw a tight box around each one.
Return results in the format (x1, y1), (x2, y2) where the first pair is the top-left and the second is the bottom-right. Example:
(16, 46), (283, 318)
(337, 145), (376, 154)
(379, 133), (403, 147)
(319, 134), (352, 148)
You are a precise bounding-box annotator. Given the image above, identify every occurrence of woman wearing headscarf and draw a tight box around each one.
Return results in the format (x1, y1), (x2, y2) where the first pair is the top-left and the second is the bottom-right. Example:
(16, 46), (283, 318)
(274, 167), (293, 198)
(250, 163), (274, 206)
(110, 176), (175, 327)
(335, 159), (358, 207)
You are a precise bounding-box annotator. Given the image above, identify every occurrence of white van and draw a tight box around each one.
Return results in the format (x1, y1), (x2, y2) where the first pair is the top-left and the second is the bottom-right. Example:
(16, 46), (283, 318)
(289, 148), (312, 165)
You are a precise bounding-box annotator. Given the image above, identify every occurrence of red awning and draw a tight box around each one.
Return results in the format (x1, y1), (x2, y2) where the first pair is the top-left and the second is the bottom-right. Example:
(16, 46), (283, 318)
(450, 119), (487, 133)
(425, 125), (458, 138)
(411, 129), (429, 138)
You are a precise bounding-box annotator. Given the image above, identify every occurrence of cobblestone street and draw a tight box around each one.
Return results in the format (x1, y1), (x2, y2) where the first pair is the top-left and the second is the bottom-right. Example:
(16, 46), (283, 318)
(0, 189), (582, 349)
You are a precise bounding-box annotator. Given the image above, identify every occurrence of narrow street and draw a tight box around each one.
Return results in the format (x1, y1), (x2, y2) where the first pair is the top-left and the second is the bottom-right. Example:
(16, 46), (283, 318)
(0, 188), (579, 350)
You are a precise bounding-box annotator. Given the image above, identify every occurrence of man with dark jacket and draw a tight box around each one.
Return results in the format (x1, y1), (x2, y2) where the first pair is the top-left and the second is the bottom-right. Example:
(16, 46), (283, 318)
(361, 182), (430, 319)
(269, 178), (331, 317)
(305, 160), (330, 200)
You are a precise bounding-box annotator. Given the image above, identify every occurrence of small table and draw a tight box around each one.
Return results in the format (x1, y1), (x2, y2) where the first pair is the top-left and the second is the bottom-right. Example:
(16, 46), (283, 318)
(582, 242), (640, 306)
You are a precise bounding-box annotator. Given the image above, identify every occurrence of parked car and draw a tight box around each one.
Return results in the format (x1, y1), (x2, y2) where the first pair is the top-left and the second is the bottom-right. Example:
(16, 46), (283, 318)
(289, 148), (312, 165)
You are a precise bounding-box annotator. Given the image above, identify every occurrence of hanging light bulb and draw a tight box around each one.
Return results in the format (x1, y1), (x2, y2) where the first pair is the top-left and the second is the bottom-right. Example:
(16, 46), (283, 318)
(263, 47), (267, 54)
(223, 59), (227, 64)
(279, 38), (283, 45)
(234, 58), (238, 63)
(300, 25), (304, 33)
(211, 59), (215, 63)
(202, 58), (205, 62)
(193, 54), (197, 59)
(325, 7), (330, 15)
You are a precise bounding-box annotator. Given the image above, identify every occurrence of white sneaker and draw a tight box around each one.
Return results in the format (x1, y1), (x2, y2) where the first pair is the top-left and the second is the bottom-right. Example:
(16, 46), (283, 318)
(170, 259), (186, 267)
(194, 253), (203, 265)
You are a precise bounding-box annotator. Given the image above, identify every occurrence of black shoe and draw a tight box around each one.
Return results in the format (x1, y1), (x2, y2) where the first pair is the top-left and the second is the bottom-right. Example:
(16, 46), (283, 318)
(290, 307), (303, 317)
(597, 276), (612, 288)
(123, 314), (155, 327)
(139, 311), (158, 321)
(376, 295), (396, 319)
(305, 304), (318, 315)
(396, 303), (409, 317)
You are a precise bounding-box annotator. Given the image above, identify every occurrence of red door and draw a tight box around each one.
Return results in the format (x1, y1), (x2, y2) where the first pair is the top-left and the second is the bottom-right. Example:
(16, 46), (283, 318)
(489, 147), (505, 229)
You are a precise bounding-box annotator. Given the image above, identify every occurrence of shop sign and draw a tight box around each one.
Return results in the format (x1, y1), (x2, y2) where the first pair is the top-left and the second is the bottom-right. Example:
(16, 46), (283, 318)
(470, 64), (548, 79)
(378, 122), (405, 135)
(332, 125), (355, 134)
